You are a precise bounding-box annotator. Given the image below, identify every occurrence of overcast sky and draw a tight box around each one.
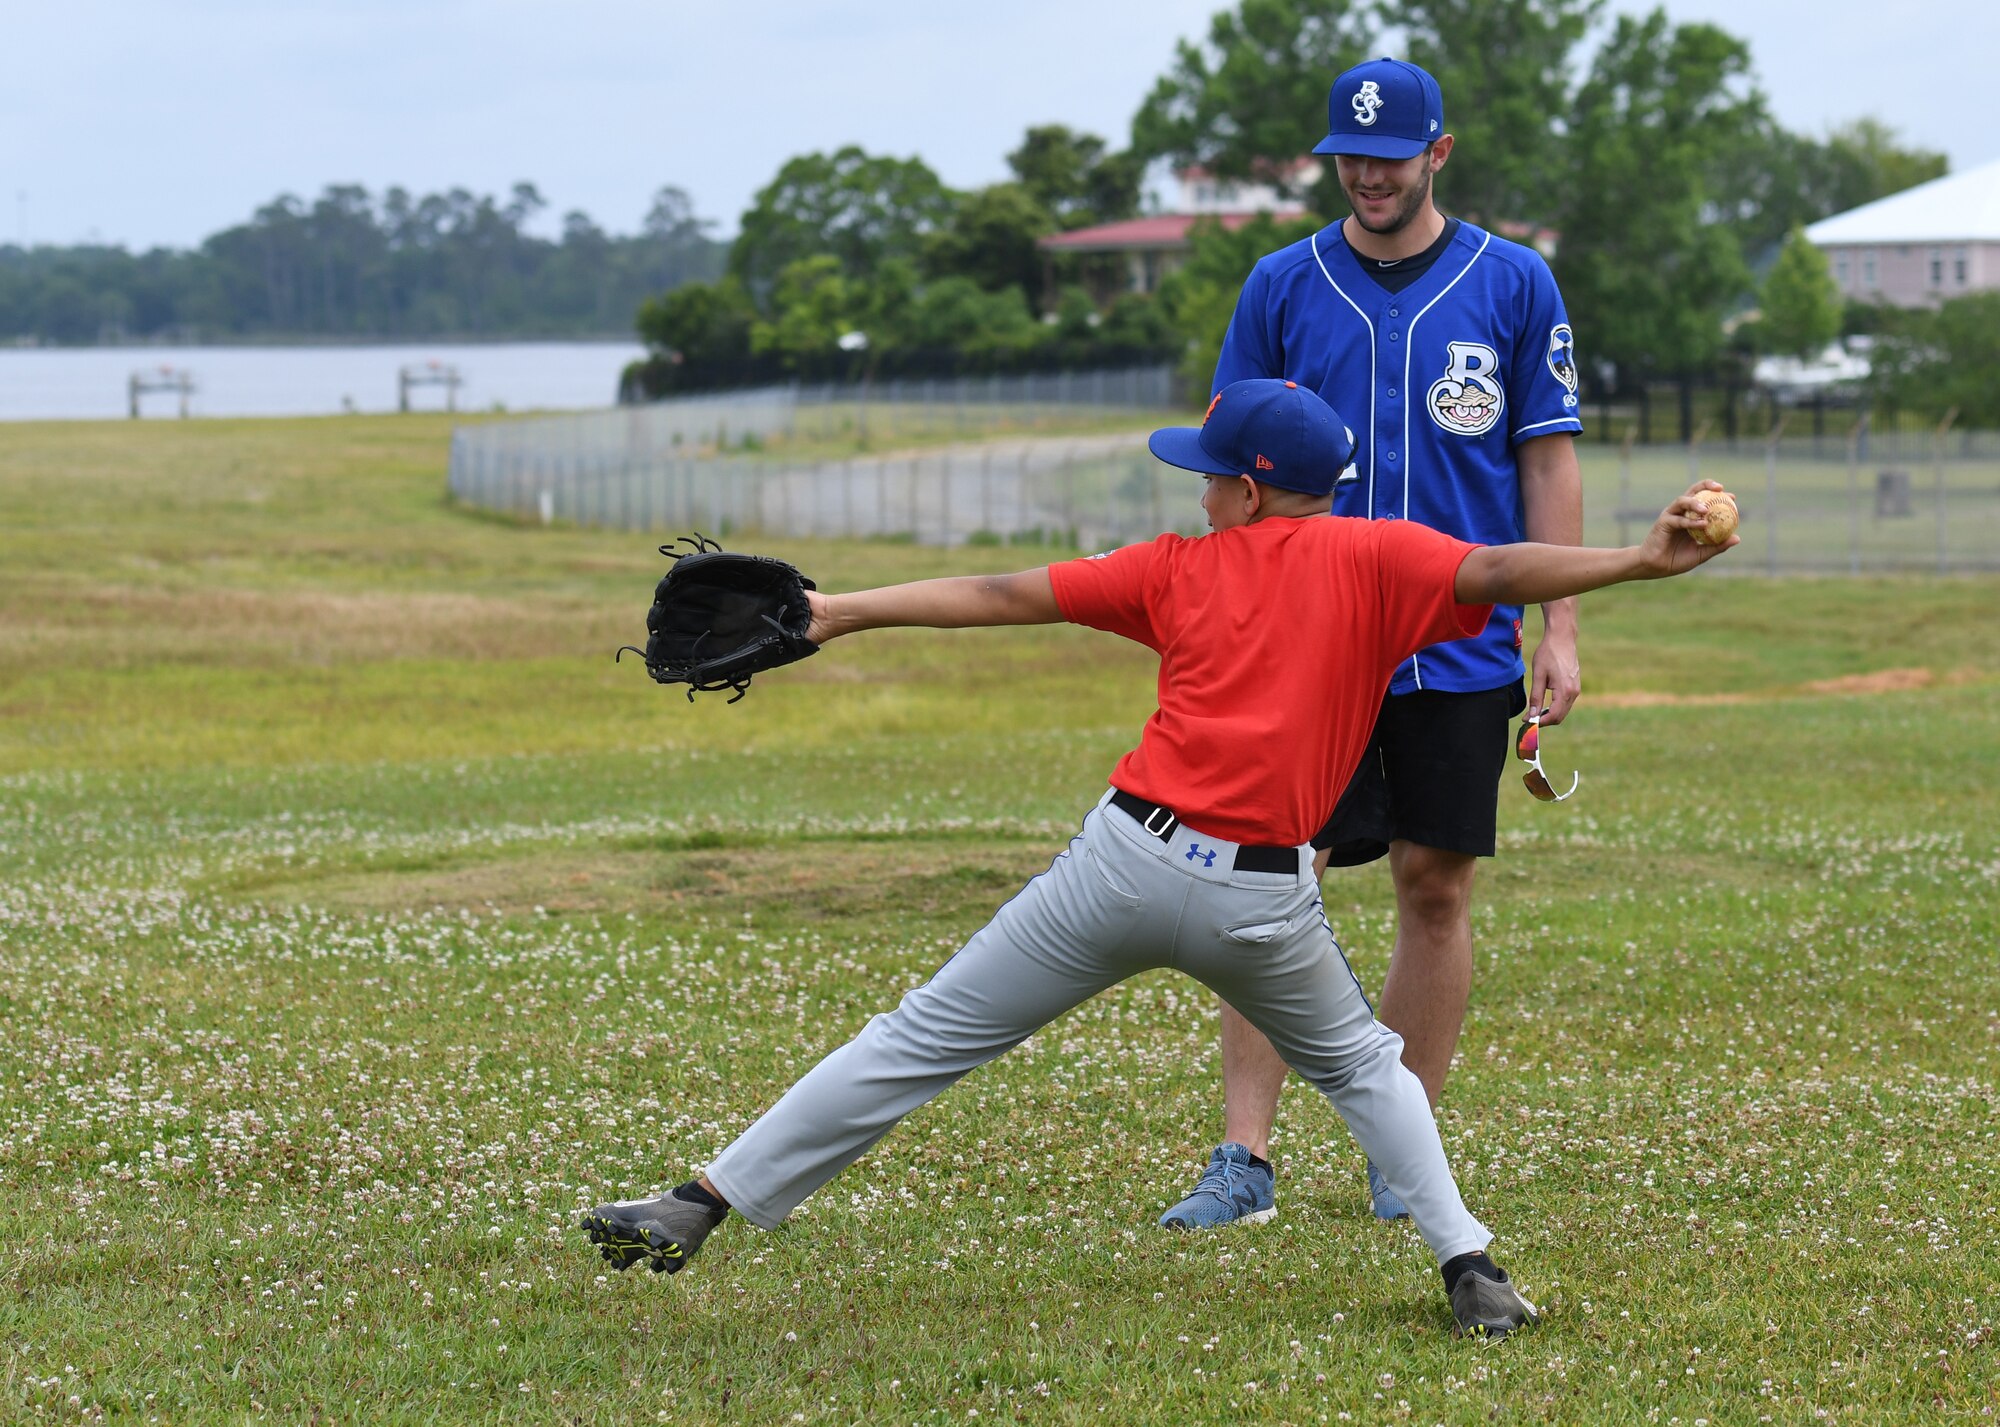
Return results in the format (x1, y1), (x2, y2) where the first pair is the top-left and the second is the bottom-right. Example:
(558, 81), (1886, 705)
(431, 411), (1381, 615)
(6, 0), (1994, 251)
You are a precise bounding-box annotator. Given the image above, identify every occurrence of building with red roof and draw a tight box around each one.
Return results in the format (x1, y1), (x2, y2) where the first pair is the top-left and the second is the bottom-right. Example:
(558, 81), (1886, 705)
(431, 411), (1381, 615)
(1036, 163), (1316, 308)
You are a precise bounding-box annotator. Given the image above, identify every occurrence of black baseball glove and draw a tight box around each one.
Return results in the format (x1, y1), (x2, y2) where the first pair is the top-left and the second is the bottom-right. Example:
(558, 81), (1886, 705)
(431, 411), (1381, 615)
(617, 534), (819, 702)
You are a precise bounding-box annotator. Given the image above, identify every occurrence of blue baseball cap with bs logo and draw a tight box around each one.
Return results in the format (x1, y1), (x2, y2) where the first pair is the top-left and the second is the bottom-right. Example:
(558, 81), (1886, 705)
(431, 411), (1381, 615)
(1312, 57), (1444, 160)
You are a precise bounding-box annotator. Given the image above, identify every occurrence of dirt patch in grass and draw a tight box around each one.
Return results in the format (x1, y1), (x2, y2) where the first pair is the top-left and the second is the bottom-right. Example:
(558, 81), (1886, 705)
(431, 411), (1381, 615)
(232, 838), (1058, 923)
(1595, 665), (1989, 707)
(1799, 666), (1973, 695)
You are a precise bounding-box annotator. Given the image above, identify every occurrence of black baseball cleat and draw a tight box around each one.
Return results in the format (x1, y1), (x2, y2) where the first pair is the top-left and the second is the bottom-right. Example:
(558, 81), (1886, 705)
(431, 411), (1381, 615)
(578, 1191), (728, 1275)
(1449, 1266), (1540, 1339)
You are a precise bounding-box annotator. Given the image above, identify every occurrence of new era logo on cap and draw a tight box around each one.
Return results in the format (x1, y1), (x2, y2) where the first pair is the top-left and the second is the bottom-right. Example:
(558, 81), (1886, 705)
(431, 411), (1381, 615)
(1313, 57), (1444, 161)
(1149, 379), (1357, 497)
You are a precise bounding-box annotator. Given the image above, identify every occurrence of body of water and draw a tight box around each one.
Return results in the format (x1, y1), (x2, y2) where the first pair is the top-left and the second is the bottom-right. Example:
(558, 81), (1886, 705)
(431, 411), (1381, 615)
(0, 340), (646, 421)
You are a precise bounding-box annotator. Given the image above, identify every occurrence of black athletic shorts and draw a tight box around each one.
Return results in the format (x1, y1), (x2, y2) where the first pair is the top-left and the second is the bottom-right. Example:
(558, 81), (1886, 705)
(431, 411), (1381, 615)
(1310, 681), (1530, 865)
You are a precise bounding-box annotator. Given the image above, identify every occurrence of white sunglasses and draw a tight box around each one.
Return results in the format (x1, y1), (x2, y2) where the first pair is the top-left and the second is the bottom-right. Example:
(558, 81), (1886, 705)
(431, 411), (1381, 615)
(1514, 710), (1579, 803)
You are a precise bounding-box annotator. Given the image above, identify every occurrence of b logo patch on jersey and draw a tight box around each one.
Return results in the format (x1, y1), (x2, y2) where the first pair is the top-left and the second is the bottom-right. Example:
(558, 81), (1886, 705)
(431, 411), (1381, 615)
(1351, 81), (1385, 126)
(1547, 323), (1577, 395)
(1426, 341), (1505, 437)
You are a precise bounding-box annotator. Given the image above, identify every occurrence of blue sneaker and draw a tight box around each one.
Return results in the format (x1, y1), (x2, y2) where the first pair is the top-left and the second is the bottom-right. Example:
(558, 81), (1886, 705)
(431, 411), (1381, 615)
(1367, 1159), (1411, 1221)
(1159, 1143), (1276, 1230)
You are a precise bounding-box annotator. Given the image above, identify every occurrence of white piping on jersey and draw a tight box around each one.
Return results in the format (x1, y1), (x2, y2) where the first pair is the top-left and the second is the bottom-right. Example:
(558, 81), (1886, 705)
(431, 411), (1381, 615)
(1515, 415), (1579, 438)
(1309, 231), (1377, 511)
(1399, 228), (1492, 690)
(1402, 228), (1492, 519)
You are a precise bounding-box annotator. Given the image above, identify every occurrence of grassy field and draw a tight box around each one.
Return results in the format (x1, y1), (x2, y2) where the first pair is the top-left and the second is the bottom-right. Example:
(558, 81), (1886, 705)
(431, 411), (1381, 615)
(1, 415), (1996, 1424)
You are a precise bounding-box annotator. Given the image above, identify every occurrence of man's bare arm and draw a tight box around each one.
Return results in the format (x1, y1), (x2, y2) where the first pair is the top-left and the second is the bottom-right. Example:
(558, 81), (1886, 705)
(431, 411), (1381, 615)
(1518, 433), (1583, 722)
(807, 569), (1061, 645)
(1457, 482), (1737, 607)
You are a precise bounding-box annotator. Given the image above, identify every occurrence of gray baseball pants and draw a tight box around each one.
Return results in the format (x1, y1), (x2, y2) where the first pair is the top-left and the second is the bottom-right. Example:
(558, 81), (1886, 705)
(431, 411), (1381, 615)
(706, 789), (1493, 1263)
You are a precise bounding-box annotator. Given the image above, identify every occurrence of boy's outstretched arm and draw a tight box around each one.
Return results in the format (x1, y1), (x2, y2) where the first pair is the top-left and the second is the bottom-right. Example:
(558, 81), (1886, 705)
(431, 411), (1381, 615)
(806, 569), (1060, 644)
(1457, 481), (1740, 607)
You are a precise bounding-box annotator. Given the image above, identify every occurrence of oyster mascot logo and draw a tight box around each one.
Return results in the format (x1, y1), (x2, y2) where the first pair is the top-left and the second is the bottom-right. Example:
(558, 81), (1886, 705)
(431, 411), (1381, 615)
(1546, 323), (1577, 395)
(1427, 341), (1505, 436)
(1351, 81), (1385, 126)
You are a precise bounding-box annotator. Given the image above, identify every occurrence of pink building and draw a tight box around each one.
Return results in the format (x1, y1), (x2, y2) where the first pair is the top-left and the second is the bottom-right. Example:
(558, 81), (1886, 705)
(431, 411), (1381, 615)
(1807, 159), (2000, 308)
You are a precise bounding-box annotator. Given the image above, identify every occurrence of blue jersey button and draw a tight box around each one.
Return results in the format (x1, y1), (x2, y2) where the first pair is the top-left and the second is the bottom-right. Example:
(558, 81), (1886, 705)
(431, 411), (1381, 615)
(1389, 331), (1400, 342)
(1388, 388), (1398, 397)
(1389, 308), (1400, 317)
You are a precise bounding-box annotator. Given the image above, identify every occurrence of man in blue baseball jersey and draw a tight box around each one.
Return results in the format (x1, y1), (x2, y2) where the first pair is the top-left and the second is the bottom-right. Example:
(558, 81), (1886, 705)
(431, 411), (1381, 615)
(1162, 57), (1586, 1230)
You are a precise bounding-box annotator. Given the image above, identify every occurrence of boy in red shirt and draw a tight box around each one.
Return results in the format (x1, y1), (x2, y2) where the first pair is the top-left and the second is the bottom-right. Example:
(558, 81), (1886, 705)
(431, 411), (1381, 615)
(580, 379), (1738, 1337)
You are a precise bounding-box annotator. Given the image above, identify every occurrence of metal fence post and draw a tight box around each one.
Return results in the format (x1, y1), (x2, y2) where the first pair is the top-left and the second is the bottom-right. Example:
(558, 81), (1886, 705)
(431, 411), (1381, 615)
(1847, 414), (1867, 575)
(1765, 413), (1787, 577)
(1687, 417), (1711, 489)
(1935, 407), (1958, 575)
(1616, 429), (1636, 546)
(1017, 449), (1029, 542)
(1061, 443), (1077, 544)
(981, 447), (994, 537)
(940, 452), (953, 545)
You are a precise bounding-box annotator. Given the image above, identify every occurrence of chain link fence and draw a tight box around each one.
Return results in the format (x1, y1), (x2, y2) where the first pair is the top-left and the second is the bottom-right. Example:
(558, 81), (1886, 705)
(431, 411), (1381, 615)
(1595, 415), (2000, 574)
(450, 385), (1999, 572)
(450, 367), (1175, 475)
(451, 430), (1200, 550)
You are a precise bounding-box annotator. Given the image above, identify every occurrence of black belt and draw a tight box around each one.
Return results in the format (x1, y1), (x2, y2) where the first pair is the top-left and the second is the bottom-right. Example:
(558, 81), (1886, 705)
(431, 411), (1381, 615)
(1109, 790), (1299, 874)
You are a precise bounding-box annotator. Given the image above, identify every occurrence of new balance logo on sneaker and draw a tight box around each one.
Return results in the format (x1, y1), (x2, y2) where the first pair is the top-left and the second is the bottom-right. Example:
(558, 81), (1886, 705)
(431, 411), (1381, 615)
(1158, 1143), (1276, 1230)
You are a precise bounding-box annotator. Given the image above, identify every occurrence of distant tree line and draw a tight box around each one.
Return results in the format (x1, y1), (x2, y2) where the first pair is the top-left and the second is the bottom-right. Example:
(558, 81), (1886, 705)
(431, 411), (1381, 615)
(0, 184), (724, 344)
(635, 0), (1966, 426)
(625, 127), (1172, 397)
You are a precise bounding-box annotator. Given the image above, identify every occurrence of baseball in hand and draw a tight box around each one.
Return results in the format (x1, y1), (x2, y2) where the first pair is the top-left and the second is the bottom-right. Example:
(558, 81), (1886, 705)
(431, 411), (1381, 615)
(1690, 491), (1739, 546)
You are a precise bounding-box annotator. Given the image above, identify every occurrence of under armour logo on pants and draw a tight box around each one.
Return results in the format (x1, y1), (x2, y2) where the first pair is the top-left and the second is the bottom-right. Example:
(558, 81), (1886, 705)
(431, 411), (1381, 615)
(1186, 843), (1217, 868)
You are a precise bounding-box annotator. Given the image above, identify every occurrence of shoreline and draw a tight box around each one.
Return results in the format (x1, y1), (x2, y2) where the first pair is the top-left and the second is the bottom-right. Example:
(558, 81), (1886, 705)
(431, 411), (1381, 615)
(2, 334), (640, 352)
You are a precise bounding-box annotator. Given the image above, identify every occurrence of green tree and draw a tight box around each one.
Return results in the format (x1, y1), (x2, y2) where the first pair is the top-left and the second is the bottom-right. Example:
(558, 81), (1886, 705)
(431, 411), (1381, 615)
(1711, 116), (1948, 258)
(902, 277), (1043, 359)
(1133, 0), (1595, 225)
(1384, 0), (1600, 226)
(749, 256), (864, 365)
(635, 276), (756, 367)
(0, 181), (727, 345)
(922, 183), (1055, 303)
(1552, 11), (1758, 397)
(1870, 292), (2000, 426)
(1098, 292), (1178, 353)
(729, 148), (955, 303)
(1821, 118), (1948, 214)
(1006, 125), (1144, 229)
(1154, 213), (1323, 387)
(639, 185), (727, 293)
(1758, 228), (1842, 360)
(1043, 285), (1102, 363)
(1132, 0), (1370, 203)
